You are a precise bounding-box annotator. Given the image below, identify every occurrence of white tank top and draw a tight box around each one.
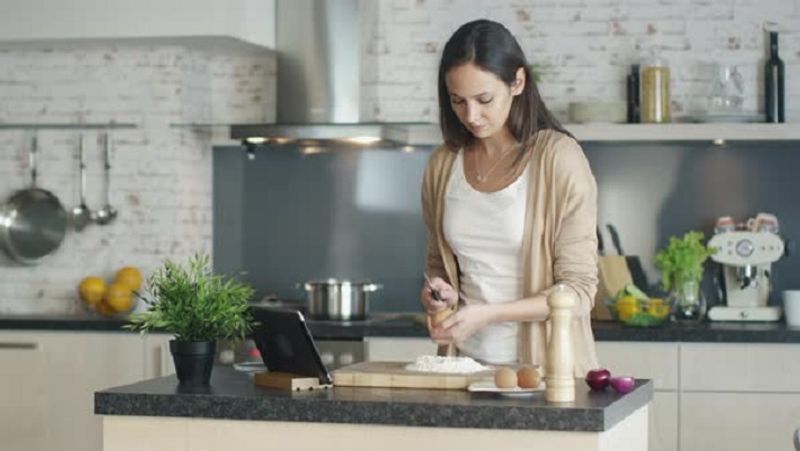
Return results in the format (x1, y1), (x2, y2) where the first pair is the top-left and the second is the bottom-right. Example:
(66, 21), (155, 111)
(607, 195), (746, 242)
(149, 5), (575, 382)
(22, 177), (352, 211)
(442, 149), (530, 364)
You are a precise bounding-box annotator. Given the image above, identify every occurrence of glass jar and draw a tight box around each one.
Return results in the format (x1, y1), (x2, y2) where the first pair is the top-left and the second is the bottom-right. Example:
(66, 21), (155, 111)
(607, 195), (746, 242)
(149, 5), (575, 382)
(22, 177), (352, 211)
(707, 63), (744, 114)
(640, 57), (671, 123)
(668, 279), (706, 321)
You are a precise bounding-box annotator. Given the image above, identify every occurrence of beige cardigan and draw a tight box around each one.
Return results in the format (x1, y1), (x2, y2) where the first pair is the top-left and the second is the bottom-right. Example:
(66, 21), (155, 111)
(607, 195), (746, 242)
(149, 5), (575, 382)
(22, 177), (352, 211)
(421, 129), (600, 376)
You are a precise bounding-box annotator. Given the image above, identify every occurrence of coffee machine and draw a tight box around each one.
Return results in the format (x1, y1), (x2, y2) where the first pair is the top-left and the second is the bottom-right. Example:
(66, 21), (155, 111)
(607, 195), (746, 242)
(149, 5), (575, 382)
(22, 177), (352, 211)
(707, 214), (785, 322)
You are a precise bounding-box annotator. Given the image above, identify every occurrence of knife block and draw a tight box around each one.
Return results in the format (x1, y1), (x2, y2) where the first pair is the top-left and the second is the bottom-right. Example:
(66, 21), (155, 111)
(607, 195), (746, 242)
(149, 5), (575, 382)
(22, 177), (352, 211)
(594, 255), (633, 320)
(254, 372), (331, 391)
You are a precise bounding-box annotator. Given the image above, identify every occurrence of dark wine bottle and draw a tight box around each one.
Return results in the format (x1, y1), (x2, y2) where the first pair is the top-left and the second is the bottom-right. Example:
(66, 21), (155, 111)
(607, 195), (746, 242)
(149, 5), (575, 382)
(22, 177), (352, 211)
(765, 31), (785, 123)
(627, 64), (641, 123)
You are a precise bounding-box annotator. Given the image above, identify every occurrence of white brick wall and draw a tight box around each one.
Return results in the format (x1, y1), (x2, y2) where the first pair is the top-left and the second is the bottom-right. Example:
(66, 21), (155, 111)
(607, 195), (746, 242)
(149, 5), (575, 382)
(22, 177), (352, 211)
(361, 0), (800, 123)
(0, 43), (275, 314)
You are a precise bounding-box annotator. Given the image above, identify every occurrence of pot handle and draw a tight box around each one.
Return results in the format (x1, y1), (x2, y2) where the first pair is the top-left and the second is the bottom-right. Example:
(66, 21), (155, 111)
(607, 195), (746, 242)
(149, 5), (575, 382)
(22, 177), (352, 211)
(363, 283), (383, 292)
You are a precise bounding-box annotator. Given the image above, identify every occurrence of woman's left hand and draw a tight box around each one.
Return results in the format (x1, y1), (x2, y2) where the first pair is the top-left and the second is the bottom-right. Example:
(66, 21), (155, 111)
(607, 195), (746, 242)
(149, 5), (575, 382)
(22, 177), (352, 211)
(430, 304), (495, 344)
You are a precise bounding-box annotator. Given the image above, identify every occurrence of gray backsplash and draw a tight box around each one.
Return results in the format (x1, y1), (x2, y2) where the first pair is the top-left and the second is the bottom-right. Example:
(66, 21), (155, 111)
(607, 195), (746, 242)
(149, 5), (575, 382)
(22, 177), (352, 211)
(214, 139), (800, 312)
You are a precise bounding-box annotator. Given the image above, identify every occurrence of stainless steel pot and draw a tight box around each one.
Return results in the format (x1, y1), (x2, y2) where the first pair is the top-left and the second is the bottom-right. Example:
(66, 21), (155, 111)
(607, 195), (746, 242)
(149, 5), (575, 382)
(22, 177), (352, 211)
(301, 279), (382, 321)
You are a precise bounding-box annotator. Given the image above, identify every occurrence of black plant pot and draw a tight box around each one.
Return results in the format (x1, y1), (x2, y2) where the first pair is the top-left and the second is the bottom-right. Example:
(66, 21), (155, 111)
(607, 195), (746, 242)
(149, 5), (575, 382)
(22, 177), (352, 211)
(169, 340), (217, 386)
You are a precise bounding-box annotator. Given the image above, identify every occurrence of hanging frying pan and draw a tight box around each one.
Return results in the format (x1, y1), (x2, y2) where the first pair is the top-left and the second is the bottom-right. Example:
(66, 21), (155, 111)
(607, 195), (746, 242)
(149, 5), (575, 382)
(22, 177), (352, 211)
(0, 135), (68, 265)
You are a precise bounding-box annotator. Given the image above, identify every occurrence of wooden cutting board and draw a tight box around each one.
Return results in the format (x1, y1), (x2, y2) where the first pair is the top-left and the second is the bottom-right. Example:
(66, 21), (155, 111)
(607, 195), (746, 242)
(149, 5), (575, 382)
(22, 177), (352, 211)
(332, 361), (493, 390)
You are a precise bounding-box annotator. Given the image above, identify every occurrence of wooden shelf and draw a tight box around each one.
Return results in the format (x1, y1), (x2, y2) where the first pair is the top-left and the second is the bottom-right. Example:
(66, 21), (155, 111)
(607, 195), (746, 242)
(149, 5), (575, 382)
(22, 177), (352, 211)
(568, 123), (800, 142)
(0, 122), (137, 130)
(399, 123), (800, 145)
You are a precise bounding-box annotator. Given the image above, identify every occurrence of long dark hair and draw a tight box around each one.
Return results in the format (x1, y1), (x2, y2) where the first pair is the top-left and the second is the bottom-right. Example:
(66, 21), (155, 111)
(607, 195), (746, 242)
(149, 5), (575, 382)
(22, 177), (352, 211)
(438, 19), (569, 152)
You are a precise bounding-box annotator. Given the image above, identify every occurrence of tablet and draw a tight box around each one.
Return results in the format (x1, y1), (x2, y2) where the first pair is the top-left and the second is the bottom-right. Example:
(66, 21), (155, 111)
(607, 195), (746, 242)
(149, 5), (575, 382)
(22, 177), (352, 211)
(250, 307), (332, 385)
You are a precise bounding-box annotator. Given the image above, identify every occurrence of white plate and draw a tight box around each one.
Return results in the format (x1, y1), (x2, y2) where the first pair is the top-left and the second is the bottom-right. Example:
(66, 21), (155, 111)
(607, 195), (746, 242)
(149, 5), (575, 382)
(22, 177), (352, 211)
(467, 379), (545, 397)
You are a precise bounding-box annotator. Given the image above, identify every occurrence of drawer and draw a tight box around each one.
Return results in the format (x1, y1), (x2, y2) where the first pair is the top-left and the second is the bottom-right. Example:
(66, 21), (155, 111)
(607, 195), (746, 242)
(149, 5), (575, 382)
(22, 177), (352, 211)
(595, 341), (679, 390)
(680, 392), (800, 451)
(680, 343), (800, 392)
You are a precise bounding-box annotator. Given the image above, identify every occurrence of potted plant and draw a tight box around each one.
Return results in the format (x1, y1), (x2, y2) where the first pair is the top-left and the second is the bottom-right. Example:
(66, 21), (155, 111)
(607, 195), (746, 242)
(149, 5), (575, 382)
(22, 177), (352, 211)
(125, 253), (254, 386)
(655, 231), (717, 321)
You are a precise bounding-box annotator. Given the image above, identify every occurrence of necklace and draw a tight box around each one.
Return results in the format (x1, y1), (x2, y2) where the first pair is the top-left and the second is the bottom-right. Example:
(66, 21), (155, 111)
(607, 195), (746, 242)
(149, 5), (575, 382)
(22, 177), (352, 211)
(472, 143), (517, 183)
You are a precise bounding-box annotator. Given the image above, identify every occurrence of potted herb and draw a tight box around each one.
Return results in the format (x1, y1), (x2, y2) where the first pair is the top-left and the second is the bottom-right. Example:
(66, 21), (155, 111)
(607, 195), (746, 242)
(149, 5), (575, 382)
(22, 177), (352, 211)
(125, 254), (254, 386)
(654, 231), (717, 320)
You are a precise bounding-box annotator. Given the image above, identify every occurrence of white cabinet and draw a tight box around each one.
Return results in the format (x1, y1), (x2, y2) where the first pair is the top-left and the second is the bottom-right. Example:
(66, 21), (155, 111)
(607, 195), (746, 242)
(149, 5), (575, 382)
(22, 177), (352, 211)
(680, 343), (800, 392)
(679, 343), (800, 451)
(0, 332), (47, 451)
(365, 337), (437, 361)
(0, 330), (149, 451)
(41, 332), (146, 451)
(144, 334), (176, 379)
(680, 392), (800, 451)
(596, 342), (679, 451)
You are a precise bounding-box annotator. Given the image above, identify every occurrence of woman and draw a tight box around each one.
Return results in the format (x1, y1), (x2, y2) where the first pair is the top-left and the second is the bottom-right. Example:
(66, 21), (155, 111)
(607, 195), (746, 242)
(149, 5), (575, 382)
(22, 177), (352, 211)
(420, 19), (599, 376)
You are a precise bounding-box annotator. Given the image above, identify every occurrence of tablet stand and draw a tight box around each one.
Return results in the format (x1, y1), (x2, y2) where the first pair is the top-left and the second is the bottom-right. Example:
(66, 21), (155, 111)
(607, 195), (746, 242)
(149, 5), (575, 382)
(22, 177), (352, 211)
(254, 371), (332, 391)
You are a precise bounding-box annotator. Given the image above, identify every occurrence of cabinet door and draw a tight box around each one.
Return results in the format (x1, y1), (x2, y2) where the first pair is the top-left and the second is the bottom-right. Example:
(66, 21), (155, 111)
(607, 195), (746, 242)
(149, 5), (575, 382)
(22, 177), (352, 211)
(596, 342), (679, 451)
(595, 342), (679, 390)
(365, 337), (436, 362)
(41, 332), (146, 451)
(0, 332), (46, 451)
(680, 392), (800, 451)
(144, 334), (175, 378)
(681, 343), (800, 392)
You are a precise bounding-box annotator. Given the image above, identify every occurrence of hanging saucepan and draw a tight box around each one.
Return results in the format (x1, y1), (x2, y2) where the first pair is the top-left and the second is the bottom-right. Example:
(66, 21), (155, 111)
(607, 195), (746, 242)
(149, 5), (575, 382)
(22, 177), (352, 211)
(0, 135), (68, 265)
(300, 279), (383, 321)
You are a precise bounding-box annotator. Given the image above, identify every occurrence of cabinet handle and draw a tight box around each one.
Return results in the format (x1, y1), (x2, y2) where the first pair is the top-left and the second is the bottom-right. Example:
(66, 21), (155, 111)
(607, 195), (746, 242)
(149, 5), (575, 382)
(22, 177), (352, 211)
(0, 342), (38, 350)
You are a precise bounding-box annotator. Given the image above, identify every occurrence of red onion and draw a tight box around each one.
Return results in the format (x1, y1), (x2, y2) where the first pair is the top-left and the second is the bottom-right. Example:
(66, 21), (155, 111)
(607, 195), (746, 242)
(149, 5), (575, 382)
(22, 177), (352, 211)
(585, 368), (611, 390)
(610, 376), (636, 394)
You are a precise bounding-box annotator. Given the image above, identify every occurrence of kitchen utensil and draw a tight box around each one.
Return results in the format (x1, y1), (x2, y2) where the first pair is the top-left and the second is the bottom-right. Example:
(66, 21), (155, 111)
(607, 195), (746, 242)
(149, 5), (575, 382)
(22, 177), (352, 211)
(332, 361), (493, 390)
(423, 273), (442, 302)
(606, 223), (649, 291)
(70, 133), (92, 231)
(0, 135), (68, 264)
(594, 227), (633, 321)
(300, 279), (382, 321)
(93, 131), (117, 225)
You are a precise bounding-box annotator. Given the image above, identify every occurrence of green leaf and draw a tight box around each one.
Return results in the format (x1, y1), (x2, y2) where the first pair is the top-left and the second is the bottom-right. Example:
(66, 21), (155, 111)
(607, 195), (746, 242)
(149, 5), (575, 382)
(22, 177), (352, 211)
(654, 231), (718, 292)
(125, 252), (254, 341)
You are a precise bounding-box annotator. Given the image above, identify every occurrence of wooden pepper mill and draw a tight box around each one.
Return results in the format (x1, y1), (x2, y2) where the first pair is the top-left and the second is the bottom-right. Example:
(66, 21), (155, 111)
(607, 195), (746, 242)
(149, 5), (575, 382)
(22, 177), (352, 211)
(545, 284), (575, 403)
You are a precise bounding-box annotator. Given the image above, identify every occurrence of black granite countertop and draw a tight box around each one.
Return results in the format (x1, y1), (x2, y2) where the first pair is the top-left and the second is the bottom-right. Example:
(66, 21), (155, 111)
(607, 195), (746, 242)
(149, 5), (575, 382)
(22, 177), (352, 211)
(95, 366), (653, 432)
(3, 313), (800, 343)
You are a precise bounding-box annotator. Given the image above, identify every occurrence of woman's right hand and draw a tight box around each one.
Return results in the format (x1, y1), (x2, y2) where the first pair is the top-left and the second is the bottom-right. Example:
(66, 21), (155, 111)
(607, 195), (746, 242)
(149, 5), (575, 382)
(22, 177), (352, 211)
(420, 276), (457, 313)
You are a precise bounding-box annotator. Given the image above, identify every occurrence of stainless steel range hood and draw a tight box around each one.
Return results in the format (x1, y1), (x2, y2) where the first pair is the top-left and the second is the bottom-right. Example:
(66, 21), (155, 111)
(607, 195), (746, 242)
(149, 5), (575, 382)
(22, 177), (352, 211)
(230, 0), (438, 147)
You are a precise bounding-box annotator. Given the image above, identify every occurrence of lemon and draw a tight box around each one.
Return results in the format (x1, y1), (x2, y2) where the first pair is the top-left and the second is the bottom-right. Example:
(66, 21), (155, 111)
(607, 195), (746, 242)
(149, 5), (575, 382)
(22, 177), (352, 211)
(104, 283), (135, 313)
(114, 267), (143, 291)
(615, 295), (641, 322)
(647, 298), (670, 319)
(95, 300), (115, 317)
(78, 277), (107, 306)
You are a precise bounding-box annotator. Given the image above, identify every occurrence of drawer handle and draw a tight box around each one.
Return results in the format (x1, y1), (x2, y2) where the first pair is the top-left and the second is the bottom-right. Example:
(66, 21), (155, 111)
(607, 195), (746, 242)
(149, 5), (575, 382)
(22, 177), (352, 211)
(0, 342), (38, 350)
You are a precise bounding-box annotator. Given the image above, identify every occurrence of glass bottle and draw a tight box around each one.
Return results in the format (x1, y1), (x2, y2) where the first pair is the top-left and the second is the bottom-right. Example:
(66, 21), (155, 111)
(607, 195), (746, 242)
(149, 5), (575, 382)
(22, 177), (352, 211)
(640, 56), (671, 123)
(764, 31), (785, 123)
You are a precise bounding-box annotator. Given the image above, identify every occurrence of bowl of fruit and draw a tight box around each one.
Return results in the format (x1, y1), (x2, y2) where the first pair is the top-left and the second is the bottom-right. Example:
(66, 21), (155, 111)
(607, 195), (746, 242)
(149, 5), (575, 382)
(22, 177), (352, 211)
(78, 266), (143, 318)
(605, 284), (671, 327)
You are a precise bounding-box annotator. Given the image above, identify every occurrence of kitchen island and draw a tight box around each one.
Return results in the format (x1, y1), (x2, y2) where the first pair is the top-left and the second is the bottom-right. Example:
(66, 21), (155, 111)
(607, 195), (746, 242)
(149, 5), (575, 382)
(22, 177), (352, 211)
(95, 366), (652, 451)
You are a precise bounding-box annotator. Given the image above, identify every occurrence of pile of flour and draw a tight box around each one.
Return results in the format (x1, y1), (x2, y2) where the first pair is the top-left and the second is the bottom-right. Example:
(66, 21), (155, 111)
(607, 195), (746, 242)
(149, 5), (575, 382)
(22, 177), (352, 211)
(404, 355), (491, 374)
